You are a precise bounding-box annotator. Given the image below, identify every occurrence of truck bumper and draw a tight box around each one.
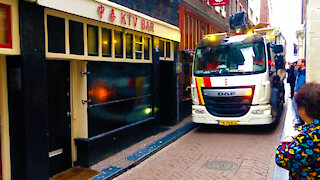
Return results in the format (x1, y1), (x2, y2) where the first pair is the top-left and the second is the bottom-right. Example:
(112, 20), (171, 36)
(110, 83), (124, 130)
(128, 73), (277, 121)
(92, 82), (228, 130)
(192, 104), (273, 125)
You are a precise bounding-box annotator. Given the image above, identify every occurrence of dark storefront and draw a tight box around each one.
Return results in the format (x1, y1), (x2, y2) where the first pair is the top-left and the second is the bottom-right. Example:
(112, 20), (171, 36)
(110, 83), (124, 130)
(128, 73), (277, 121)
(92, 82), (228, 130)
(5, 0), (181, 179)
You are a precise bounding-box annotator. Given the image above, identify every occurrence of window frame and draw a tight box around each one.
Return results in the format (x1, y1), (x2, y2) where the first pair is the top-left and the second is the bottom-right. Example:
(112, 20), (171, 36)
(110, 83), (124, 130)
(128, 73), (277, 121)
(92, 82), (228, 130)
(0, 3), (12, 49)
(159, 38), (174, 61)
(44, 8), (152, 63)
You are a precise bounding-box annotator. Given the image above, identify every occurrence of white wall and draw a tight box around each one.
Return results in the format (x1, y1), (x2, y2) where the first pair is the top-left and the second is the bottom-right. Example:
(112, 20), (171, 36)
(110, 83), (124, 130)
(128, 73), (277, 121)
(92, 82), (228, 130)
(306, 0), (320, 83)
(248, 0), (261, 25)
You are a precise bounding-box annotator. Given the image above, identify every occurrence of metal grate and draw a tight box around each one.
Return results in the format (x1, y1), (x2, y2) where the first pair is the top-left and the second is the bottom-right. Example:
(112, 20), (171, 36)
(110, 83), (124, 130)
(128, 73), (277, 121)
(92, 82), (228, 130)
(203, 159), (241, 174)
(203, 87), (254, 117)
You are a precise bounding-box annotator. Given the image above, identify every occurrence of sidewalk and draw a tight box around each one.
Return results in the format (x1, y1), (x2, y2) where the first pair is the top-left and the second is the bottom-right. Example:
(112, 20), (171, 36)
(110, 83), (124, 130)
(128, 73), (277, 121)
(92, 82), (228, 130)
(272, 87), (297, 180)
(90, 116), (196, 178)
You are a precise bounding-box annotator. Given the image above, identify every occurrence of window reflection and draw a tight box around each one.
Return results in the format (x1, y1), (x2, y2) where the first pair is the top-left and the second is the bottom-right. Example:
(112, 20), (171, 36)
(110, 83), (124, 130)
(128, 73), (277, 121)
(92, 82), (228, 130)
(87, 63), (152, 105)
(166, 41), (171, 58)
(159, 40), (164, 57)
(144, 37), (150, 60)
(126, 33), (133, 59)
(102, 28), (112, 57)
(87, 62), (153, 136)
(87, 25), (98, 56)
(88, 96), (153, 137)
(69, 20), (84, 55)
(114, 30), (123, 58)
(0, 7), (7, 44)
(135, 35), (142, 59)
(47, 15), (65, 53)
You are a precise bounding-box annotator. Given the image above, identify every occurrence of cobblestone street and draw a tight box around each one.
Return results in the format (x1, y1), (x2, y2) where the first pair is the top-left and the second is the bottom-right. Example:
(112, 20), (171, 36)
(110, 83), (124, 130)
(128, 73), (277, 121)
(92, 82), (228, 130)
(115, 103), (288, 180)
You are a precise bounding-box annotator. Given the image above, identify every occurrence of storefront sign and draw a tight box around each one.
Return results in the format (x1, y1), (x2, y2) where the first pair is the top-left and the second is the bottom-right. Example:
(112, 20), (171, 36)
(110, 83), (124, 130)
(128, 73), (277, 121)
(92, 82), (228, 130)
(0, 3), (12, 49)
(205, 0), (230, 6)
(37, 0), (180, 42)
(98, 5), (155, 32)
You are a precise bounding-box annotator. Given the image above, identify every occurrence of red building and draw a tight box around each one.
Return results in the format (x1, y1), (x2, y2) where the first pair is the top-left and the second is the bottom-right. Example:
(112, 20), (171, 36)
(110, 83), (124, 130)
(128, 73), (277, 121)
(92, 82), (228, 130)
(230, 0), (248, 14)
(178, 0), (231, 119)
(260, 0), (270, 24)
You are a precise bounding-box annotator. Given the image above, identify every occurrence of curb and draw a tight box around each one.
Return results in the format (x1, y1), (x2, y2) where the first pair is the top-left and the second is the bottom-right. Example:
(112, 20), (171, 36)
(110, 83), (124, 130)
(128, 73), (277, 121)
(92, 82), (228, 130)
(90, 121), (198, 180)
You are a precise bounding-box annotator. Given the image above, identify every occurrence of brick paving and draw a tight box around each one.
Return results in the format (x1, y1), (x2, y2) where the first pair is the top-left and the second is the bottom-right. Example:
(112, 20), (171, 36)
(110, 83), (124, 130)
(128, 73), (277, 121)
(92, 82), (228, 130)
(91, 117), (192, 171)
(115, 106), (287, 180)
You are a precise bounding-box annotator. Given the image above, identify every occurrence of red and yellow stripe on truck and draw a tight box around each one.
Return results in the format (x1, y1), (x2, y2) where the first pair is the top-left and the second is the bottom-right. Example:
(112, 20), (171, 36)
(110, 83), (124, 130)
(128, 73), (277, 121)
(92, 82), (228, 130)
(195, 77), (212, 105)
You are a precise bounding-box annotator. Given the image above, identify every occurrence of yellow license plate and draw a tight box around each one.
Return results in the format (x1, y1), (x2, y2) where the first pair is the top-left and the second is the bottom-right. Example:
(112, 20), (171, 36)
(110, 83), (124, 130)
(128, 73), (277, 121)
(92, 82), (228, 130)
(219, 120), (238, 126)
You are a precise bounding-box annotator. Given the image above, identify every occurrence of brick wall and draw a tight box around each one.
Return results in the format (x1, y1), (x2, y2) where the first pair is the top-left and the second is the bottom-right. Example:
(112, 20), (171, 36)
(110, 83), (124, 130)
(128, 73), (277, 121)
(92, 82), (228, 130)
(183, 0), (229, 29)
(239, 0), (247, 11)
(230, 0), (248, 15)
(260, 0), (269, 23)
(108, 0), (179, 26)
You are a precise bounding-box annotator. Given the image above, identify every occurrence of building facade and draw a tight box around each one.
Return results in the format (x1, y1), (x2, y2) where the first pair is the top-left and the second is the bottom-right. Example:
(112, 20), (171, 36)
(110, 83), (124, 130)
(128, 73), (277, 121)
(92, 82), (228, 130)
(0, 1), (20, 180)
(248, 0), (260, 25)
(178, 0), (230, 119)
(303, 0), (320, 83)
(260, 0), (270, 24)
(0, 0), (242, 179)
(0, 0), (181, 179)
(229, 0), (248, 14)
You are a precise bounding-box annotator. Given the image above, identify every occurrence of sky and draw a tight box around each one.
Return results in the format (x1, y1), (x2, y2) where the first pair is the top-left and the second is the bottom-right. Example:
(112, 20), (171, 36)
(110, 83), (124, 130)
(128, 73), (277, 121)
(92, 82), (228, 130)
(269, 0), (302, 62)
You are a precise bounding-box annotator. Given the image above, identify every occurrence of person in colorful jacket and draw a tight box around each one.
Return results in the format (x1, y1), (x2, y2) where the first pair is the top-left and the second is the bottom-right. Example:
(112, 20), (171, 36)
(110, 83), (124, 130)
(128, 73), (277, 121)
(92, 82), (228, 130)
(276, 82), (320, 179)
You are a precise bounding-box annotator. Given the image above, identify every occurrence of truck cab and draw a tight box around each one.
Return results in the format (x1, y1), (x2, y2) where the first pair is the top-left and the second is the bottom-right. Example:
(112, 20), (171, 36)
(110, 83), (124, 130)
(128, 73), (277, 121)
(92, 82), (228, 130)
(191, 30), (285, 126)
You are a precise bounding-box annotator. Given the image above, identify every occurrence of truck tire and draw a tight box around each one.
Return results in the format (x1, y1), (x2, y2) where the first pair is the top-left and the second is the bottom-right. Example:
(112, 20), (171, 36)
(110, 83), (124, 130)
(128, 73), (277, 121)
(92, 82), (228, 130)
(270, 88), (280, 126)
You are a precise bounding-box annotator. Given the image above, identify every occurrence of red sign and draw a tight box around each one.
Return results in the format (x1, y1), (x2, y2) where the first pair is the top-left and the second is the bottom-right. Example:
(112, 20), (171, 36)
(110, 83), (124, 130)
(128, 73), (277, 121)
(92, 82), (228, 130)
(109, 8), (116, 22)
(98, 5), (105, 19)
(98, 4), (155, 32)
(208, 0), (230, 6)
(0, 3), (12, 49)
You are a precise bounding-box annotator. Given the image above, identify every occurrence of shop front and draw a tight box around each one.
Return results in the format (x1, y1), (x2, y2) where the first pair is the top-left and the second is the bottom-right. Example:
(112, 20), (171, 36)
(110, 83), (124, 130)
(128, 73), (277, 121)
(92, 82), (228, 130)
(0, 0), (19, 180)
(12, 0), (181, 178)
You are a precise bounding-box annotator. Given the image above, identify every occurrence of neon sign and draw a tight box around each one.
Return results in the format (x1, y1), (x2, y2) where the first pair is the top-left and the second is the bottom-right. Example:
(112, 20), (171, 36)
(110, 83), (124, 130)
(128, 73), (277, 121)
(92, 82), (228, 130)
(98, 5), (154, 32)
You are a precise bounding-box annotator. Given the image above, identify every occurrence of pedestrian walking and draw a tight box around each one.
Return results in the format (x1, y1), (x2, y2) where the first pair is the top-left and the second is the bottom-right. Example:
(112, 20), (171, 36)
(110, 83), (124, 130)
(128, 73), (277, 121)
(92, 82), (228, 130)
(286, 62), (296, 98)
(275, 82), (320, 179)
(292, 59), (306, 125)
(294, 59), (306, 96)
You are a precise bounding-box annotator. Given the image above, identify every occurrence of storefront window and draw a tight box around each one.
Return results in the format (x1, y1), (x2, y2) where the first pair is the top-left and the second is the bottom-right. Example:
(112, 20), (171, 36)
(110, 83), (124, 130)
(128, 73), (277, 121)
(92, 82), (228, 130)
(144, 37), (150, 60)
(87, 62), (153, 137)
(47, 15), (66, 53)
(69, 20), (84, 55)
(87, 25), (98, 56)
(159, 39), (172, 60)
(126, 33), (133, 59)
(159, 40), (164, 57)
(135, 35), (142, 59)
(45, 12), (152, 63)
(102, 28), (112, 57)
(0, 6), (8, 44)
(166, 41), (171, 58)
(114, 30), (123, 58)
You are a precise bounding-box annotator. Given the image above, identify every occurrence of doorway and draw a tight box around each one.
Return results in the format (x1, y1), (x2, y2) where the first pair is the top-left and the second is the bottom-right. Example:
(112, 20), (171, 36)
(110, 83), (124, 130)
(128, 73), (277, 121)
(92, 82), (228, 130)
(47, 60), (72, 176)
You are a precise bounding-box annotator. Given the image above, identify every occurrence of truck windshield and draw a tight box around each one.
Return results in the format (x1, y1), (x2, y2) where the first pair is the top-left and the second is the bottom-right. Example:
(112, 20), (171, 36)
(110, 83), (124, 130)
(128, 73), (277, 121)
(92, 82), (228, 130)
(194, 42), (266, 76)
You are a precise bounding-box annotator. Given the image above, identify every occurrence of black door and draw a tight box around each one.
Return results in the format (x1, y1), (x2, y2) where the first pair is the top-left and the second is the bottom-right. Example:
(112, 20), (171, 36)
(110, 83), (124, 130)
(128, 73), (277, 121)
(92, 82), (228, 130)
(160, 61), (177, 125)
(47, 60), (72, 176)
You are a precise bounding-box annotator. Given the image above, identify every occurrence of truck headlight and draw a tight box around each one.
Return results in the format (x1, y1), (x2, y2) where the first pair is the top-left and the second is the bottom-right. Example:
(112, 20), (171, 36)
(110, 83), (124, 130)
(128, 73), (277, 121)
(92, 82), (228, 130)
(251, 108), (271, 115)
(194, 109), (205, 114)
(252, 110), (263, 114)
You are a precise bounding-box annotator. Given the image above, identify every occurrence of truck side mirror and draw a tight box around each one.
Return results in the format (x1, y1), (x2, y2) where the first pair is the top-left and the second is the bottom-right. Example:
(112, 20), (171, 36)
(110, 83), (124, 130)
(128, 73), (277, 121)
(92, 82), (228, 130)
(275, 55), (284, 70)
(273, 45), (284, 54)
(229, 12), (247, 30)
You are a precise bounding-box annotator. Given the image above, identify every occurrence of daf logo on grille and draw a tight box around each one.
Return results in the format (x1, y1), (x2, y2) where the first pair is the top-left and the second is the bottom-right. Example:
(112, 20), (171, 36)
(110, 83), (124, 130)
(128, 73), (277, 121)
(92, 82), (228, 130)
(217, 92), (236, 96)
